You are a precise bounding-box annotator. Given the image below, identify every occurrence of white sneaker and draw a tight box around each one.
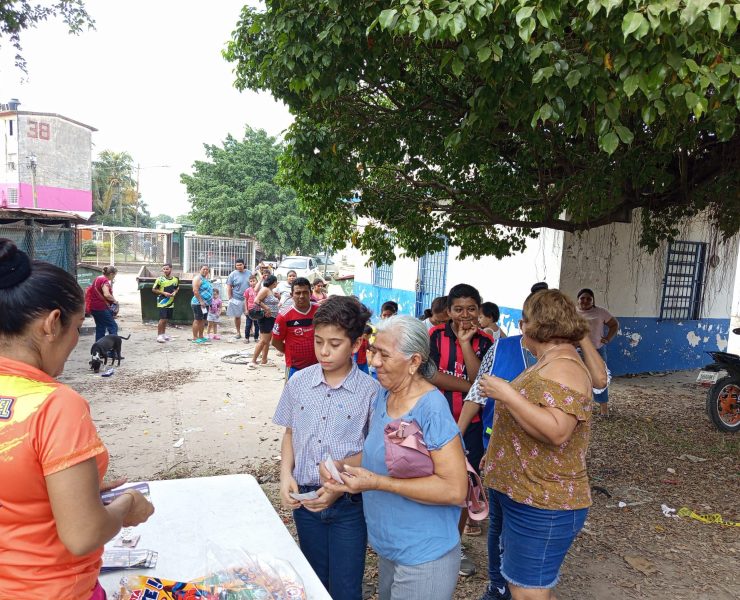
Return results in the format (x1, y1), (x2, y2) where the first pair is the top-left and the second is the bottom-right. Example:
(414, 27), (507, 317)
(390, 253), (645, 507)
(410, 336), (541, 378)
(163, 334), (172, 341)
(156, 334), (166, 343)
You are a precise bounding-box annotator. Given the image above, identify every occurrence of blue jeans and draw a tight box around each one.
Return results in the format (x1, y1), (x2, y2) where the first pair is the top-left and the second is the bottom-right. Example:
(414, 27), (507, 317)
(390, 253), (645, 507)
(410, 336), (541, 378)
(244, 315), (260, 340)
(293, 489), (367, 600)
(487, 489), (587, 590)
(91, 309), (118, 341)
(594, 345), (609, 404)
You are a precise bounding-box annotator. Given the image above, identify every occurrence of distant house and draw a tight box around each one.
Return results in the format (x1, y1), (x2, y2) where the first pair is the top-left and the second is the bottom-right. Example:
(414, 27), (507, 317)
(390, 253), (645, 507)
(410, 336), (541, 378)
(351, 212), (740, 375)
(0, 99), (96, 213)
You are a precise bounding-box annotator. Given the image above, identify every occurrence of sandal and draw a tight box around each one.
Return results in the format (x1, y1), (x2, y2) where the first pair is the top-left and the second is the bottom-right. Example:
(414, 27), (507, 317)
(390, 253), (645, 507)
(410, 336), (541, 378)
(464, 522), (482, 536)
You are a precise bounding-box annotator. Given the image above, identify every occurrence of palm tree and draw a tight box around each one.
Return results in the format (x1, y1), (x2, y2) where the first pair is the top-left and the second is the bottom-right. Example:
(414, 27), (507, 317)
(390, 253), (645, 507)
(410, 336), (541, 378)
(92, 151), (137, 223)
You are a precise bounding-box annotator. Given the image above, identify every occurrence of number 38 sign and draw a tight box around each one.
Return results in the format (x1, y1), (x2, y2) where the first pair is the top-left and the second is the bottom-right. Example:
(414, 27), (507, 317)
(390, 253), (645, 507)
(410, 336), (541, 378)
(27, 120), (50, 140)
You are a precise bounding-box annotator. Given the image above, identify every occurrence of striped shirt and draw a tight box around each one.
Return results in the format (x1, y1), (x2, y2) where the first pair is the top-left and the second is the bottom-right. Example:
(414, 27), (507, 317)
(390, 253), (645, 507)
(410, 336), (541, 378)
(429, 322), (494, 422)
(273, 363), (380, 486)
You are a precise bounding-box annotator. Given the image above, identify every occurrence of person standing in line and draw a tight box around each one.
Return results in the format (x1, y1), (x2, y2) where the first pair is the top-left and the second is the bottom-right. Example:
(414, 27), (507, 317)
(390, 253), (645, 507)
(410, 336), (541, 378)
(206, 289), (223, 340)
(152, 262), (179, 343)
(322, 316), (468, 600)
(576, 288), (619, 417)
(277, 270), (297, 308)
(248, 275), (279, 368)
(479, 302), (506, 341)
(428, 283), (494, 576)
(225, 259), (251, 341)
(272, 277), (319, 379)
(311, 278), (329, 303)
(380, 300), (398, 319)
(274, 296), (378, 600)
(423, 296), (449, 330)
(243, 274), (261, 343)
(478, 290), (596, 600)
(0, 239), (154, 598)
(89, 265), (119, 341)
(190, 264), (213, 344)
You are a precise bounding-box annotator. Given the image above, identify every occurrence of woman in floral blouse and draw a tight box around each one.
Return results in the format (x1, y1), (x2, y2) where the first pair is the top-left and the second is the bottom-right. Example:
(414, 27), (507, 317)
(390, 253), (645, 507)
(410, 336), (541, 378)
(478, 289), (593, 600)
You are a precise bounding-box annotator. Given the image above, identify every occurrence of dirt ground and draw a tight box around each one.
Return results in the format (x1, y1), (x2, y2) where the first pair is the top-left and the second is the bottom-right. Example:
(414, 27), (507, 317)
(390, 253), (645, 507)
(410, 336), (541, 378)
(61, 274), (739, 599)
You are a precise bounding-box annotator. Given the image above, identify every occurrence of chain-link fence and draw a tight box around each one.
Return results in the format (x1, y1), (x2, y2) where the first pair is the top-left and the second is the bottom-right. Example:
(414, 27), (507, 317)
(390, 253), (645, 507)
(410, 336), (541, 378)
(0, 219), (76, 273)
(77, 226), (175, 267)
(183, 233), (256, 278)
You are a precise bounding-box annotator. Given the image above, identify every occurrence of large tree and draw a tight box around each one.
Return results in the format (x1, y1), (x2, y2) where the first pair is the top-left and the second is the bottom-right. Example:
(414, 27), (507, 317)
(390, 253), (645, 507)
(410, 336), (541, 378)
(1, 1), (93, 72)
(225, 0), (739, 262)
(181, 127), (323, 257)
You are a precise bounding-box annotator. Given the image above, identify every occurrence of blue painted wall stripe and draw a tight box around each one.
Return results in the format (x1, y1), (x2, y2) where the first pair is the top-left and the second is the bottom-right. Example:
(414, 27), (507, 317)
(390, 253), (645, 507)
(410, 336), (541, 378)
(353, 282), (731, 376)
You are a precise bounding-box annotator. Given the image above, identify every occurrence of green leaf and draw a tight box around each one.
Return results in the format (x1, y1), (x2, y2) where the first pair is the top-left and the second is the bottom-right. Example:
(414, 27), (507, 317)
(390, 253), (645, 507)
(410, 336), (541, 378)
(708, 5), (731, 33)
(642, 105), (657, 125)
(600, 131), (620, 155)
(477, 46), (492, 63)
(452, 57), (465, 77)
(605, 99), (621, 121)
(519, 17), (536, 43)
(622, 12), (646, 40)
(450, 13), (467, 36)
(408, 12), (421, 33)
(379, 9), (398, 30)
(532, 66), (554, 84)
(423, 10), (438, 28)
(615, 125), (634, 144)
(623, 74), (640, 97)
(684, 91), (700, 108)
(515, 6), (535, 27)
(565, 70), (582, 89)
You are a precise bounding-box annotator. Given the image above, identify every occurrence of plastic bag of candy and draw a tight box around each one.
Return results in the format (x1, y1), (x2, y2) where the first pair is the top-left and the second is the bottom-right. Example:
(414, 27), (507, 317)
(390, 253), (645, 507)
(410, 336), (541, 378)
(115, 545), (306, 600)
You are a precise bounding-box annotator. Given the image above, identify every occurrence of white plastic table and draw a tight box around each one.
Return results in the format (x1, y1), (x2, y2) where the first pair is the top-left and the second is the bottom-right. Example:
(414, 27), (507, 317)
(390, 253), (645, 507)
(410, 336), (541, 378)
(100, 474), (330, 599)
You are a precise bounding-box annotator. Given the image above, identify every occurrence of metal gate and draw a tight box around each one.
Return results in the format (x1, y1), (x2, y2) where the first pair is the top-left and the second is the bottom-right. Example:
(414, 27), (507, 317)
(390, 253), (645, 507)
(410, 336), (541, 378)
(183, 233), (256, 278)
(415, 240), (448, 317)
(659, 240), (707, 320)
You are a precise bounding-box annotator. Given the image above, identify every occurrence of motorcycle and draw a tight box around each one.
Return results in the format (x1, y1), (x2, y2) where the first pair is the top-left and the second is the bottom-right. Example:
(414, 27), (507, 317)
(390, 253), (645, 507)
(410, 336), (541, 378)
(697, 327), (740, 433)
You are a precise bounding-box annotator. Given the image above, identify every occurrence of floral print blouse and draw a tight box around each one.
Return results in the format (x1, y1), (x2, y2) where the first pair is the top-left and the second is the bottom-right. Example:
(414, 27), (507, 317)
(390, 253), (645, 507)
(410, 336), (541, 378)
(483, 366), (593, 510)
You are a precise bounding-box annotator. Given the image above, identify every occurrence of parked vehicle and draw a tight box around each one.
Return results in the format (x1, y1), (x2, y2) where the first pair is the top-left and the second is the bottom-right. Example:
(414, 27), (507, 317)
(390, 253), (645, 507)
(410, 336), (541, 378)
(274, 256), (322, 282)
(697, 328), (740, 433)
(314, 255), (338, 279)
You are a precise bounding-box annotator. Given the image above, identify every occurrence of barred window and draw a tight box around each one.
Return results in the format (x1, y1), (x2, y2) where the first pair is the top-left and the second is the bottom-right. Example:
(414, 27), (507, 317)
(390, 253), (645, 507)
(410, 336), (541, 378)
(372, 262), (393, 288)
(659, 241), (707, 320)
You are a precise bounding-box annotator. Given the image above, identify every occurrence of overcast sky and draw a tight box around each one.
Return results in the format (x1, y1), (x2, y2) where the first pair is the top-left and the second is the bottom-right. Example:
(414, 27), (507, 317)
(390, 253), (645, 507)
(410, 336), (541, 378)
(0, 0), (293, 218)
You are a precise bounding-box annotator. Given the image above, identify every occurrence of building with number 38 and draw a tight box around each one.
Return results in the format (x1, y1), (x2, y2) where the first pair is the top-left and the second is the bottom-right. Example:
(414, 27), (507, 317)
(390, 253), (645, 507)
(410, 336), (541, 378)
(0, 99), (96, 213)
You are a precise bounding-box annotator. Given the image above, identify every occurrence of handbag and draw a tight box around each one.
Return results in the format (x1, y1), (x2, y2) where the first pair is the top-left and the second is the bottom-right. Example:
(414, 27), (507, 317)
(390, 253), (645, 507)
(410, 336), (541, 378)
(94, 278), (119, 317)
(384, 418), (489, 520)
(248, 307), (265, 320)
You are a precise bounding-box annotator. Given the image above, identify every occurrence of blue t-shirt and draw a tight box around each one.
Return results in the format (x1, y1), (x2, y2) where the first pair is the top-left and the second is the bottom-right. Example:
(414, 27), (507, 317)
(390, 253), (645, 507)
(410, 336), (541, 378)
(362, 388), (462, 565)
(191, 276), (213, 305)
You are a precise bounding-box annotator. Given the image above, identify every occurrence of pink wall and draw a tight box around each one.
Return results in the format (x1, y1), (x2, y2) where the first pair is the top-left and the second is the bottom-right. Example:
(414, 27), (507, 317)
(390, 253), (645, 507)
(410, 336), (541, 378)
(8, 183), (92, 212)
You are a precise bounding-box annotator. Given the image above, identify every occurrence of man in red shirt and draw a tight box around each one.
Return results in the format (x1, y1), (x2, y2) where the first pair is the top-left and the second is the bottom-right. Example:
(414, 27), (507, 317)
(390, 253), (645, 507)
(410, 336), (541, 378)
(272, 277), (319, 379)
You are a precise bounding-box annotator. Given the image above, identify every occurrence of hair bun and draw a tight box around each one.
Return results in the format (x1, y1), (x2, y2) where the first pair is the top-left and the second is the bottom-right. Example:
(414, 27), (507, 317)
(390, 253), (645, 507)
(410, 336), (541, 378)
(0, 238), (32, 289)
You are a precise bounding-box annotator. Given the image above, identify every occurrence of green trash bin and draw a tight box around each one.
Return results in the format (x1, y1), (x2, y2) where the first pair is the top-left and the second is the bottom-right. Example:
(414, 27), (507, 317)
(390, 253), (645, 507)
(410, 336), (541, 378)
(136, 266), (196, 325)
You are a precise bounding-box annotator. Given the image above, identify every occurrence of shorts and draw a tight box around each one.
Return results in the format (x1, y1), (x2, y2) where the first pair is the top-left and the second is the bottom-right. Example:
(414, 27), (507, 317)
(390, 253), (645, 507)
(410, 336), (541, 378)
(191, 304), (208, 321)
(206, 313), (220, 323)
(463, 420), (484, 474)
(158, 307), (173, 320)
(493, 489), (587, 589)
(226, 299), (245, 317)
(258, 316), (275, 333)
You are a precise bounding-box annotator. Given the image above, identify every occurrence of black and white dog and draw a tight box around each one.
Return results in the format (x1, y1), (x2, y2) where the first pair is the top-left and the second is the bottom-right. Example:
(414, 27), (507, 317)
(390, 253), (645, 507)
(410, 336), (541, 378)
(89, 334), (130, 372)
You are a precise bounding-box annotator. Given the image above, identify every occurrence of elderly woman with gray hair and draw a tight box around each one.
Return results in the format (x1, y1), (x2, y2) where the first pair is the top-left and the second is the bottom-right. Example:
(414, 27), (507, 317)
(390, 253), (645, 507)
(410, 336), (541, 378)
(324, 315), (468, 600)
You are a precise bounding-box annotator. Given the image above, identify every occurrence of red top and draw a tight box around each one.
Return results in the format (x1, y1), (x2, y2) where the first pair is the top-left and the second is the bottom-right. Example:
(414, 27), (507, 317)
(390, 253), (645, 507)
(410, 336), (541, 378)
(88, 275), (112, 311)
(356, 337), (368, 365)
(0, 356), (109, 598)
(429, 323), (494, 421)
(272, 303), (320, 369)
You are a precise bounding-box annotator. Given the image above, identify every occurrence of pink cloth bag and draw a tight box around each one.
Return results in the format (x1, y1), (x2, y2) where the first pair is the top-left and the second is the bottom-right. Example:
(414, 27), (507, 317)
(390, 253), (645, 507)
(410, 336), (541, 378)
(384, 418), (489, 520)
(90, 581), (107, 600)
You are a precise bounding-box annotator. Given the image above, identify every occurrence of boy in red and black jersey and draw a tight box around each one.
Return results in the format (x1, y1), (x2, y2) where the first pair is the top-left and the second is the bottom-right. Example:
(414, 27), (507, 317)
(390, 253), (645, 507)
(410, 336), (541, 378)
(429, 283), (493, 573)
(272, 278), (319, 379)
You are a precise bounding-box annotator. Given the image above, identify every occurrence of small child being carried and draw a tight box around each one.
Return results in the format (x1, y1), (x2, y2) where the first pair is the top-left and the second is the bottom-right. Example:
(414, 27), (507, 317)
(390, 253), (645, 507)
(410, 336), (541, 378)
(207, 288), (222, 340)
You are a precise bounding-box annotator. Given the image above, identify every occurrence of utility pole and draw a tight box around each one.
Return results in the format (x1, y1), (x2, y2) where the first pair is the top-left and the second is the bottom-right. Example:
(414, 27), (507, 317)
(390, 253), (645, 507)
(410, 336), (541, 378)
(27, 154), (38, 208)
(135, 163), (141, 228)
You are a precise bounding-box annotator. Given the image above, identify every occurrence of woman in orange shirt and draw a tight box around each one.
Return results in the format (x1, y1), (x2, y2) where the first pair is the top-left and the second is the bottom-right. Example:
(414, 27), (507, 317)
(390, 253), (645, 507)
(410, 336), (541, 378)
(0, 239), (154, 599)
